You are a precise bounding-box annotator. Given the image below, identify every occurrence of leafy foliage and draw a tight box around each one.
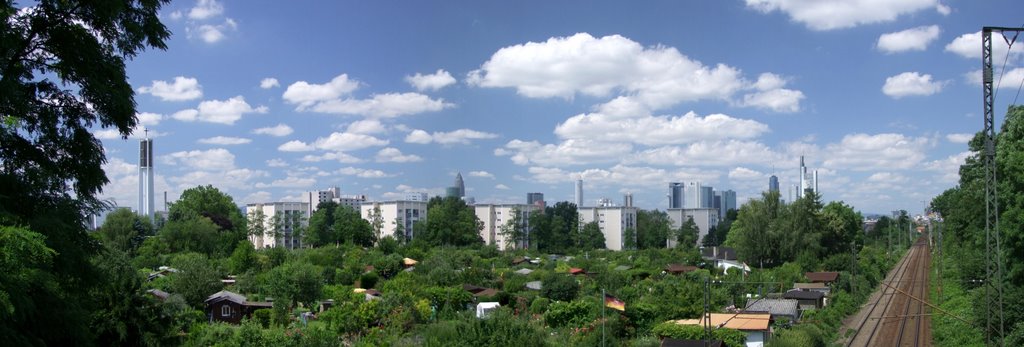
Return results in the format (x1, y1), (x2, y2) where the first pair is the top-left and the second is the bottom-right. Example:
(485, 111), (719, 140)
(95, 208), (153, 254)
(651, 322), (746, 347)
(418, 196), (483, 247)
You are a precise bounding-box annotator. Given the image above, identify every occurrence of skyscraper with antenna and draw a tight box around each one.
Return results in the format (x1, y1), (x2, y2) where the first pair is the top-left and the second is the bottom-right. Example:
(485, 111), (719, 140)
(138, 130), (155, 223)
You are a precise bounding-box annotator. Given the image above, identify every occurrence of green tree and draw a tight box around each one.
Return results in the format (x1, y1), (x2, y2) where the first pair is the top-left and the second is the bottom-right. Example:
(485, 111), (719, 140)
(820, 201), (863, 256)
(334, 205), (375, 247)
(579, 221), (606, 250)
(499, 207), (526, 249)
(95, 208), (153, 254)
(169, 185), (246, 232)
(623, 227), (638, 250)
(392, 217), (406, 243)
(637, 209), (672, 249)
(305, 201), (338, 247)
(266, 260), (323, 311)
(676, 216), (699, 249)
(90, 249), (176, 346)
(227, 240), (255, 274)
(541, 273), (579, 302)
(419, 196), (483, 247)
(246, 208), (268, 245)
(168, 253), (223, 307)
(160, 216), (222, 256)
(0, 1), (171, 344)
(368, 205), (385, 243)
(726, 191), (785, 267)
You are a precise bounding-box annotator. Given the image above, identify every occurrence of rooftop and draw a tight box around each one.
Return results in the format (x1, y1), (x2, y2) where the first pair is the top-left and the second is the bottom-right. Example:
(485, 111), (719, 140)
(670, 312), (771, 331)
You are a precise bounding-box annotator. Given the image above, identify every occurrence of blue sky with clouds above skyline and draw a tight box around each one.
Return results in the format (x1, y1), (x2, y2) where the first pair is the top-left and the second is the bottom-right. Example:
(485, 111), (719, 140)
(96, 0), (1024, 215)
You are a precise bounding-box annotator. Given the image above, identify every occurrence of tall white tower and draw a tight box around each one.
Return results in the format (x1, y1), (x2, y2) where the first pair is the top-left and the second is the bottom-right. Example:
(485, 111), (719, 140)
(138, 134), (155, 223)
(574, 179), (583, 208)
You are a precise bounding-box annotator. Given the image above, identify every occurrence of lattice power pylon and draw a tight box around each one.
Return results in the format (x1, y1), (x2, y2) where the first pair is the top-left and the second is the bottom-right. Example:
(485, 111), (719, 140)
(981, 26), (1022, 346)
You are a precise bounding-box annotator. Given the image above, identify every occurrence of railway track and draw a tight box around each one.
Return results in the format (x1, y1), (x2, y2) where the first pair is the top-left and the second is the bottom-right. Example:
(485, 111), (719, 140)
(842, 238), (931, 347)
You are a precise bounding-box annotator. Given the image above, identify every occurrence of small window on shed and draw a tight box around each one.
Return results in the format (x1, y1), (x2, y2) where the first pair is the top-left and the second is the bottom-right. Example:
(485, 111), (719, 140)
(221, 305), (231, 317)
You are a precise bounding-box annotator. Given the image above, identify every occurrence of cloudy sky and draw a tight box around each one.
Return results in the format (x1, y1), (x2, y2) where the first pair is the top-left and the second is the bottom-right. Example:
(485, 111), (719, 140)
(97, 0), (1024, 215)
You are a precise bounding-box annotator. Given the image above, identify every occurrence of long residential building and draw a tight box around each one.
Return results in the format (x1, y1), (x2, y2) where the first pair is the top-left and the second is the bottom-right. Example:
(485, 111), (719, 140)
(247, 202), (310, 249)
(360, 200), (427, 241)
(578, 206), (638, 251)
(666, 207), (720, 247)
(475, 204), (541, 250)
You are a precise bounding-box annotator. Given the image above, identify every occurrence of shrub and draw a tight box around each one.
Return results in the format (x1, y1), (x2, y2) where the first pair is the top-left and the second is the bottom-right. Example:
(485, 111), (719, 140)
(544, 299), (596, 328)
(530, 297), (550, 315)
(252, 308), (272, 328)
(651, 322), (746, 347)
(359, 271), (379, 289)
(541, 274), (579, 302)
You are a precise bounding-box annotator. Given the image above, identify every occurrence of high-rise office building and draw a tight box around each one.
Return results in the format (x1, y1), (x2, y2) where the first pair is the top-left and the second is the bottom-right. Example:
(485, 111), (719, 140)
(668, 182), (684, 209)
(527, 192), (545, 207)
(445, 172), (466, 198)
(701, 186), (714, 208)
(798, 156), (819, 197)
(769, 175), (780, 193)
(623, 192), (633, 207)
(574, 179), (584, 208)
(719, 190), (737, 218)
(684, 182), (703, 209)
(138, 136), (155, 223)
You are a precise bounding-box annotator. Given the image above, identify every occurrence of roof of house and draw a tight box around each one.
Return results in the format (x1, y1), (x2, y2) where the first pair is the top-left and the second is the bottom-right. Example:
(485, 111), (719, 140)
(525, 281), (542, 290)
(805, 271), (839, 283)
(665, 264), (699, 273)
(670, 312), (771, 331)
(744, 298), (799, 318)
(474, 288), (501, 297)
(205, 290), (246, 305)
(512, 256), (528, 265)
(402, 258), (418, 266)
(146, 289), (170, 300)
(614, 265), (632, 271)
(569, 267), (586, 275)
(244, 301), (273, 308)
(783, 290), (825, 300)
(701, 247), (738, 261)
(793, 282), (830, 290)
(365, 289), (382, 297)
(660, 339), (724, 347)
(463, 284), (487, 294)
(514, 268), (534, 275)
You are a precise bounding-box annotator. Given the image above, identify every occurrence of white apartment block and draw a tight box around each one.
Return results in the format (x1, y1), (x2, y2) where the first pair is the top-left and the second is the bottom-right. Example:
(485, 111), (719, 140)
(578, 206), (638, 251)
(360, 201), (427, 241)
(304, 187), (366, 216)
(666, 208), (720, 248)
(475, 204), (540, 250)
(247, 202), (310, 249)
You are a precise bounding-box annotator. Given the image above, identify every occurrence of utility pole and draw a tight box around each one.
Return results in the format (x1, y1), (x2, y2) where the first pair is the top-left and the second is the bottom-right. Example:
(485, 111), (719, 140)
(981, 26), (1022, 346)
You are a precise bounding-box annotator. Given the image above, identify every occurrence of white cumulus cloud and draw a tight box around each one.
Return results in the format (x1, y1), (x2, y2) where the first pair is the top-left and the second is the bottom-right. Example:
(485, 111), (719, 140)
(555, 111), (770, 146)
(192, 96), (265, 124)
(882, 72), (946, 98)
(404, 128), (499, 145)
(163, 148), (236, 171)
(283, 74), (360, 109)
(375, 147), (422, 163)
(137, 76), (202, 101)
(136, 112), (163, 126)
(945, 133), (973, 143)
(469, 171), (495, 179)
(300, 152), (363, 163)
(252, 124), (293, 137)
(198, 136), (251, 145)
(745, 0), (945, 31)
(406, 69), (457, 91)
(823, 133), (931, 170)
(312, 132), (389, 152)
(260, 78), (280, 89)
(337, 167), (394, 178)
(310, 92), (454, 118)
(188, 0), (223, 20)
(278, 140), (315, 152)
(877, 25), (941, 53)
(945, 31), (1024, 60)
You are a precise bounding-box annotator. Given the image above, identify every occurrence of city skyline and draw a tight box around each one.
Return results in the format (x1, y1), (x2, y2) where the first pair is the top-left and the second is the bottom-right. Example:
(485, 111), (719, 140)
(96, 0), (1024, 214)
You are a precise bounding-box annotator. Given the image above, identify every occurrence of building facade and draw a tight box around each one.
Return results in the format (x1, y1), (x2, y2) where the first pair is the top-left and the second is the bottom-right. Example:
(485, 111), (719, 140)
(475, 204), (540, 250)
(668, 182), (684, 209)
(304, 187), (366, 217)
(769, 175), (780, 193)
(360, 200), (428, 241)
(578, 206), (638, 251)
(247, 201), (310, 249)
(527, 192), (545, 207)
(719, 190), (737, 219)
(574, 179), (584, 208)
(666, 208), (720, 247)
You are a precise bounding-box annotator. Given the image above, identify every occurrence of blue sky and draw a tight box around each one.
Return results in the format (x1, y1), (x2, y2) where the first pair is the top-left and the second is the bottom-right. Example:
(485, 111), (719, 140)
(95, 0), (1024, 215)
